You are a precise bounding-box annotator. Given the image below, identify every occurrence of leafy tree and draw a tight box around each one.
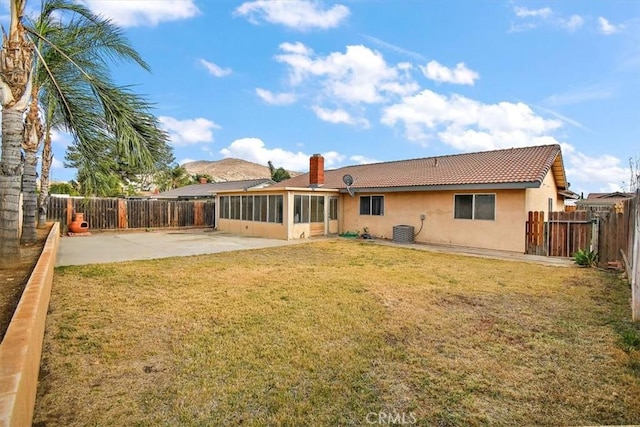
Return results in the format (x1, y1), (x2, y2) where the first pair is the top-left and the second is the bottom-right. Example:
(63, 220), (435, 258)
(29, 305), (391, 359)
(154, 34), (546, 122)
(49, 181), (79, 195)
(268, 160), (291, 183)
(155, 163), (192, 192)
(192, 174), (213, 184)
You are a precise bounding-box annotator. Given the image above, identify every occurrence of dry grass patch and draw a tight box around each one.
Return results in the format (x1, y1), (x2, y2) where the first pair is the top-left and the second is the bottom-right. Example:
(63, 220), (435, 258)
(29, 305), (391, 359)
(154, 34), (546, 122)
(34, 240), (640, 426)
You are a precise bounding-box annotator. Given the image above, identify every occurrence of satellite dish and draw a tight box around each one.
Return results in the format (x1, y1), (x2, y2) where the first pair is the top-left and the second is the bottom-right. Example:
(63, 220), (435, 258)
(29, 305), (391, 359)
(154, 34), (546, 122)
(343, 174), (356, 197)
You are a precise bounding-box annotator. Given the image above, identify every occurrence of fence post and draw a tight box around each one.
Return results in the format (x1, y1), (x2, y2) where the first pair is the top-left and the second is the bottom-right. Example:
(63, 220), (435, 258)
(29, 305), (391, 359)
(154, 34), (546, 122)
(632, 192), (639, 322)
(118, 199), (128, 229)
(65, 198), (73, 230)
(590, 215), (599, 254)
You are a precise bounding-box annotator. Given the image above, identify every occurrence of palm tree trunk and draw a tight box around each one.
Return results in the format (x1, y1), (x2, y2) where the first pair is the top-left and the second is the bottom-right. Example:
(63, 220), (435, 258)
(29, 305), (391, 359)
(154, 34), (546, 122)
(21, 148), (38, 243)
(0, 108), (25, 263)
(21, 85), (42, 242)
(38, 133), (52, 228)
(0, 1), (34, 266)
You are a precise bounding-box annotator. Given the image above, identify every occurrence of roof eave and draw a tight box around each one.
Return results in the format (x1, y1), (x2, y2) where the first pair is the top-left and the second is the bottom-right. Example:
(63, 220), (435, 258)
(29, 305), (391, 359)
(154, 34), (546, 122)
(338, 181), (541, 194)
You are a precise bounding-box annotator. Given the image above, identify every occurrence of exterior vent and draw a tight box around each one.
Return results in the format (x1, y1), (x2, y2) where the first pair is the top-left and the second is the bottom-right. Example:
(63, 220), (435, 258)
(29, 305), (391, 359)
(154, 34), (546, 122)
(392, 225), (414, 244)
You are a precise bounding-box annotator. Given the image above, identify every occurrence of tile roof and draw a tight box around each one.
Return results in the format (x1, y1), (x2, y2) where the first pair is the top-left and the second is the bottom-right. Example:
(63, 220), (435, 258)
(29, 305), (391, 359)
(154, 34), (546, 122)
(584, 192), (634, 200)
(577, 192), (635, 206)
(273, 144), (565, 191)
(155, 178), (274, 199)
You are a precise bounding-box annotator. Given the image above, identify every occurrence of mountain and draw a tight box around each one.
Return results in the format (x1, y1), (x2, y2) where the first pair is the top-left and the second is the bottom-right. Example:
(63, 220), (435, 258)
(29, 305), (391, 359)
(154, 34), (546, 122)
(181, 158), (299, 182)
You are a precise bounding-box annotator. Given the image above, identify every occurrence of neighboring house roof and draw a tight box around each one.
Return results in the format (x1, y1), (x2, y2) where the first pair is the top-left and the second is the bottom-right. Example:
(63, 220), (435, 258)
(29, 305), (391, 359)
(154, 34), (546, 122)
(558, 189), (580, 200)
(577, 192), (635, 206)
(155, 178), (274, 199)
(274, 144), (567, 192)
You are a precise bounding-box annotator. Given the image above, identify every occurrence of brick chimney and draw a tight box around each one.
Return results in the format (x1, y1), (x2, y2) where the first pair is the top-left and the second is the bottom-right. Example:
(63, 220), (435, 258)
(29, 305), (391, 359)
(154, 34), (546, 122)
(199, 177), (207, 184)
(309, 154), (324, 187)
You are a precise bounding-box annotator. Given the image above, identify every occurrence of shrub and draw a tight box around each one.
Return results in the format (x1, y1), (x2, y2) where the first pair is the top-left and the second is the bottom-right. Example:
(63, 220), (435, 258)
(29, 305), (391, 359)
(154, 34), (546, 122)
(573, 248), (598, 267)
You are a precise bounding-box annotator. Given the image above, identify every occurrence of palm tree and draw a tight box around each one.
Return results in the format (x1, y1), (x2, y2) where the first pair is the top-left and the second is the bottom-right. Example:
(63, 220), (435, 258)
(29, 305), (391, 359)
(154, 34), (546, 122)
(24, 0), (168, 232)
(0, 0), (33, 264)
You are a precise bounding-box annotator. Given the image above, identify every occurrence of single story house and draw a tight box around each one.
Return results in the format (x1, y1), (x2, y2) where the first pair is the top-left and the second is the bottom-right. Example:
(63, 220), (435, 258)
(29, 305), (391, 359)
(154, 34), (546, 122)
(155, 178), (274, 200)
(576, 192), (635, 213)
(215, 144), (573, 252)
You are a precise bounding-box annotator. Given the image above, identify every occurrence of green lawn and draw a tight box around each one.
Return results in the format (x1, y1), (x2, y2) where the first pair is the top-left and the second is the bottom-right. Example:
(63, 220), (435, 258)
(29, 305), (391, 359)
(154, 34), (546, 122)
(34, 240), (640, 426)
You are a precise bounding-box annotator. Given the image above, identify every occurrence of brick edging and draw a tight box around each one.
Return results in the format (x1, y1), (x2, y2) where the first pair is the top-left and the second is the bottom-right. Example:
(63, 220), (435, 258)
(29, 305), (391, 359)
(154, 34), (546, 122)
(0, 222), (60, 427)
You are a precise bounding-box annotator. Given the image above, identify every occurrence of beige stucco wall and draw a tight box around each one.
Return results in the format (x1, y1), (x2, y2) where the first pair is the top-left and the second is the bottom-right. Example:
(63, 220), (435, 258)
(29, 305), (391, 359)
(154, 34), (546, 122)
(525, 170), (564, 213)
(340, 189), (530, 252)
(217, 218), (288, 239)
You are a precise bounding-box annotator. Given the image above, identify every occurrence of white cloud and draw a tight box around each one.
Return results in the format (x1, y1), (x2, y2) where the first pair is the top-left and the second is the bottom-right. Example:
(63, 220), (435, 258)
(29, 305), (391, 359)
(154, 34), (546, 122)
(350, 155), (379, 164)
(544, 85), (614, 106)
(381, 90), (562, 150)
(511, 6), (585, 34)
(361, 35), (426, 61)
(159, 116), (220, 147)
(562, 146), (628, 192)
(51, 157), (65, 169)
(199, 59), (232, 77)
(275, 43), (418, 104)
(598, 17), (625, 35)
(279, 41), (313, 55)
(178, 158), (195, 165)
(220, 138), (311, 171)
(50, 129), (72, 148)
(81, 0), (200, 27)
(220, 138), (346, 171)
(256, 88), (297, 105)
(560, 15), (584, 32)
(514, 6), (553, 19)
(322, 151), (346, 167)
(312, 106), (370, 127)
(234, 0), (349, 30)
(420, 60), (479, 85)
(531, 104), (589, 131)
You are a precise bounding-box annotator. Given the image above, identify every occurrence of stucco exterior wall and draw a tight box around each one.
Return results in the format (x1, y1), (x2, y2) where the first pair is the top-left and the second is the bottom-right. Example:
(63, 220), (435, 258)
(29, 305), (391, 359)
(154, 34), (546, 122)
(217, 218), (288, 239)
(341, 189), (529, 252)
(525, 170), (563, 213)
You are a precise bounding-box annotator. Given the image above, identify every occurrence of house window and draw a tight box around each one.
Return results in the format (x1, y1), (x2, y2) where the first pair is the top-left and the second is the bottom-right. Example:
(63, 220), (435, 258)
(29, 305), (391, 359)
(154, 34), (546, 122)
(329, 197), (338, 220)
(220, 196), (229, 219)
(241, 195), (253, 221)
(268, 195), (283, 223)
(454, 194), (495, 220)
(360, 195), (384, 216)
(254, 195), (268, 222)
(294, 195), (323, 223)
(230, 196), (241, 220)
(310, 196), (324, 222)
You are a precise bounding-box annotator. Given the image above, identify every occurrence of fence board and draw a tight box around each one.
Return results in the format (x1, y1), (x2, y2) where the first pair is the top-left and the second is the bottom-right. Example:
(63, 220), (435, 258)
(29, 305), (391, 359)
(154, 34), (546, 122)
(547, 210), (591, 258)
(525, 211), (545, 255)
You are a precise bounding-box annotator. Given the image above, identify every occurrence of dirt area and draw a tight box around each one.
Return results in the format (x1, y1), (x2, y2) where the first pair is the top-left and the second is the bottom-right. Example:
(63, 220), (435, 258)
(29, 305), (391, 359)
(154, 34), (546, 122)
(0, 226), (49, 341)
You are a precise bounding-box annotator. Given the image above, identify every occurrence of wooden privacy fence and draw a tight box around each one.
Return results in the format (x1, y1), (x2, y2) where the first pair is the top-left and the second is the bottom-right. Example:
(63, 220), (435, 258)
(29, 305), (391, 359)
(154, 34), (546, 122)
(525, 204), (632, 267)
(526, 211), (594, 257)
(47, 196), (215, 233)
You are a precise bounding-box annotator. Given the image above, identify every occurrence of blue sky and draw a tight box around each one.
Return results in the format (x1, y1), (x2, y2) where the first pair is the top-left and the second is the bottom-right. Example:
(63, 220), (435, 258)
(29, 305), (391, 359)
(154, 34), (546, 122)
(4, 0), (640, 194)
